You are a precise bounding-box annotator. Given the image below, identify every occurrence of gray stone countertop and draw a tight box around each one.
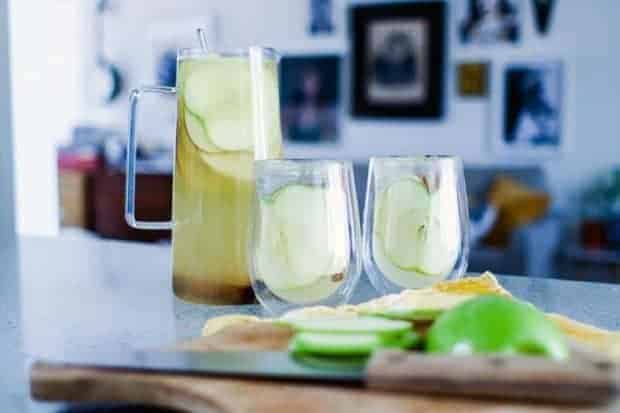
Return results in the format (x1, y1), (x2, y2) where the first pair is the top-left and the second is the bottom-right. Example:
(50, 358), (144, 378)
(1, 236), (618, 412)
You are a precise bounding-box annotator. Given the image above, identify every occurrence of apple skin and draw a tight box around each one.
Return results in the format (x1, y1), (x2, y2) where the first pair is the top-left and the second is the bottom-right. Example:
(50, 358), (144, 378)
(426, 295), (569, 361)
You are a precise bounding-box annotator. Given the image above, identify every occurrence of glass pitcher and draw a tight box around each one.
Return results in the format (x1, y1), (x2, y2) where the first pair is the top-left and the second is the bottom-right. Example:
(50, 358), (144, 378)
(125, 47), (283, 305)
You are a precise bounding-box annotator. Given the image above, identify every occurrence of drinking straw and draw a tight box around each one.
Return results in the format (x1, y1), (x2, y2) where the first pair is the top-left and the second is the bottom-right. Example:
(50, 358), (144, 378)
(197, 28), (208, 51)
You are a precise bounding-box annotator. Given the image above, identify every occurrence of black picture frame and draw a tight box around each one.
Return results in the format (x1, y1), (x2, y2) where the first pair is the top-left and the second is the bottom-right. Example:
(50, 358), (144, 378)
(351, 2), (446, 119)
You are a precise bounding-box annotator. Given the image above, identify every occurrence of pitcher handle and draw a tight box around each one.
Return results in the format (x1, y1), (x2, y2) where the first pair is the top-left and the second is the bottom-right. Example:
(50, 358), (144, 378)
(125, 85), (176, 230)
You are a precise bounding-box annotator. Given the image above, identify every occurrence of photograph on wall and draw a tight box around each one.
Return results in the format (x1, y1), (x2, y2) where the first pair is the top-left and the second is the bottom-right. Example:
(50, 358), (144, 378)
(351, 2), (445, 118)
(532, 0), (556, 35)
(367, 20), (428, 104)
(493, 60), (564, 156)
(309, 0), (334, 35)
(457, 61), (490, 97)
(458, 0), (521, 45)
(279, 55), (341, 143)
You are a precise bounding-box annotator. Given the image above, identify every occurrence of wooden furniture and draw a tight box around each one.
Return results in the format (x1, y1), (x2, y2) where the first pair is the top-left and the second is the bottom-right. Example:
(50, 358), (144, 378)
(92, 169), (172, 242)
(59, 170), (95, 229)
(31, 324), (619, 412)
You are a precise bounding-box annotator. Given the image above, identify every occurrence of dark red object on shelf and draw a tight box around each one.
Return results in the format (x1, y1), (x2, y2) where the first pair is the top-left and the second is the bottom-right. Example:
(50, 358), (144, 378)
(92, 168), (172, 242)
(580, 219), (607, 250)
(58, 151), (102, 172)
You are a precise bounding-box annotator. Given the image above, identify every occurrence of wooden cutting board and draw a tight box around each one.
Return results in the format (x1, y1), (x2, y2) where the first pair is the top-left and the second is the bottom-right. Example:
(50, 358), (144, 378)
(31, 323), (619, 413)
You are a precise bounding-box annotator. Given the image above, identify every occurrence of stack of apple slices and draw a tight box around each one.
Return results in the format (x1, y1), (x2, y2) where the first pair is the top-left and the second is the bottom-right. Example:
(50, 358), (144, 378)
(285, 317), (419, 357)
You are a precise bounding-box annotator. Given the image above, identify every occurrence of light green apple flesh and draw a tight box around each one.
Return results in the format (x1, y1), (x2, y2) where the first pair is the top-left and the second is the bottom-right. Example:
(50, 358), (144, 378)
(184, 110), (222, 153)
(185, 108), (254, 181)
(183, 56), (280, 153)
(255, 184), (349, 303)
(373, 176), (460, 288)
(181, 56), (282, 181)
(200, 151), (254, 182)
(284, 317), (412, 337)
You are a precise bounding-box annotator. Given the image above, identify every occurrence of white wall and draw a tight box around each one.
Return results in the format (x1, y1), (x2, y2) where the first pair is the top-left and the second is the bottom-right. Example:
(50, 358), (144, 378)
(9, 0), (620, 235)
(0, 0), (16, 245)
(8, 0), (83, 236)
(90, 0), (620, 214)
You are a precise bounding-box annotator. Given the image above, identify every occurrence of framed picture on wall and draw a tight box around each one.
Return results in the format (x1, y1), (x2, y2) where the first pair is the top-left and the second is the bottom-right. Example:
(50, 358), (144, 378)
(351, 2), (446, 119)
(309, 0), (334, 35)
(458, 0), (521, 45)
(457, 61), (490, 97)
(491, 60), (565, 157)
(279, 54), (341, 143)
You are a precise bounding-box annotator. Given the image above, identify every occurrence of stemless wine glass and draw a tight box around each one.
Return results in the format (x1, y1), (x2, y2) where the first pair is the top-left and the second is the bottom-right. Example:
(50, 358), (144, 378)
(249, 159), (362, 315)
(363, 156), (470, 294)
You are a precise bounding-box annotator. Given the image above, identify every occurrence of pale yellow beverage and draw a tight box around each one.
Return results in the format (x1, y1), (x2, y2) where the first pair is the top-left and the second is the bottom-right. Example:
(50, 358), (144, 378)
(254, 184), (349, 304)
(172, 50), (282, 304)
(372, 174), (461, 289)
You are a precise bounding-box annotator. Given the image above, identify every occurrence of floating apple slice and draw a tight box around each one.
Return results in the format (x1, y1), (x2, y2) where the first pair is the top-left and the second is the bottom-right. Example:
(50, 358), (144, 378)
(184, 110), (222, 153)
(416, 178), (461, 276)
(373, 237), (447, 288)
(255, 184), (348, 303)
(375, 177), (431, 270)
(373, 176), (460, 288)
(266, 275), (345, 304)
(183, 59), (252, 151)
(183, 57), (282, 154)
(200, 151), (254, 182)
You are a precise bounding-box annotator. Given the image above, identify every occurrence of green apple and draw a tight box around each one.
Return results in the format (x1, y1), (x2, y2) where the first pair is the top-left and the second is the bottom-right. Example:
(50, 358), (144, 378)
(426, 295), (569, 360)
(255, 184), (349, 303)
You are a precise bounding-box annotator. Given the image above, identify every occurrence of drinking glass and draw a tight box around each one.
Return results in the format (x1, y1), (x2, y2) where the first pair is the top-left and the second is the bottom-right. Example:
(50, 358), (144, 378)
(249, 159), (362, 314)
(363, 156), (470, 294)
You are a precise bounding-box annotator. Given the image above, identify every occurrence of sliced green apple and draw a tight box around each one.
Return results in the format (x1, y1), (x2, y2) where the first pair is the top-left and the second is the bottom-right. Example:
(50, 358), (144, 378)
(200, 151), (254, 182)
(184, 63), (252, 151)
(376, 177), (431, 270)
(373, 176), (460, 287)
(183, 57), (282, 154)
(284, 317), (412, 337)
(255, 184), (348, 303)
(373, 238), (447, 288)
(184, 110), (221, 153)
(416, 178), (461, 276)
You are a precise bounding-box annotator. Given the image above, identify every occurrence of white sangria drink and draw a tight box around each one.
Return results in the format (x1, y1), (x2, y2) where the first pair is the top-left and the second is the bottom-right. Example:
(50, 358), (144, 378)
(254, 184), (348, 303)
(249, 160), (362, 314)
(172, 49), (282, 304)
(364, 156), (469, 293)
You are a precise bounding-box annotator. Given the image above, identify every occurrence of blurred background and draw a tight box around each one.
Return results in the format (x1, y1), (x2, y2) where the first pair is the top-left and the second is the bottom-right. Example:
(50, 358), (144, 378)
(1, 0), (619, 282)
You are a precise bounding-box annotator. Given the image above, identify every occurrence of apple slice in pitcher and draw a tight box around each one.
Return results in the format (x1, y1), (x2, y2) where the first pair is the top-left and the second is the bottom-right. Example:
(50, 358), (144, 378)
(184, 110), (222, 153)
